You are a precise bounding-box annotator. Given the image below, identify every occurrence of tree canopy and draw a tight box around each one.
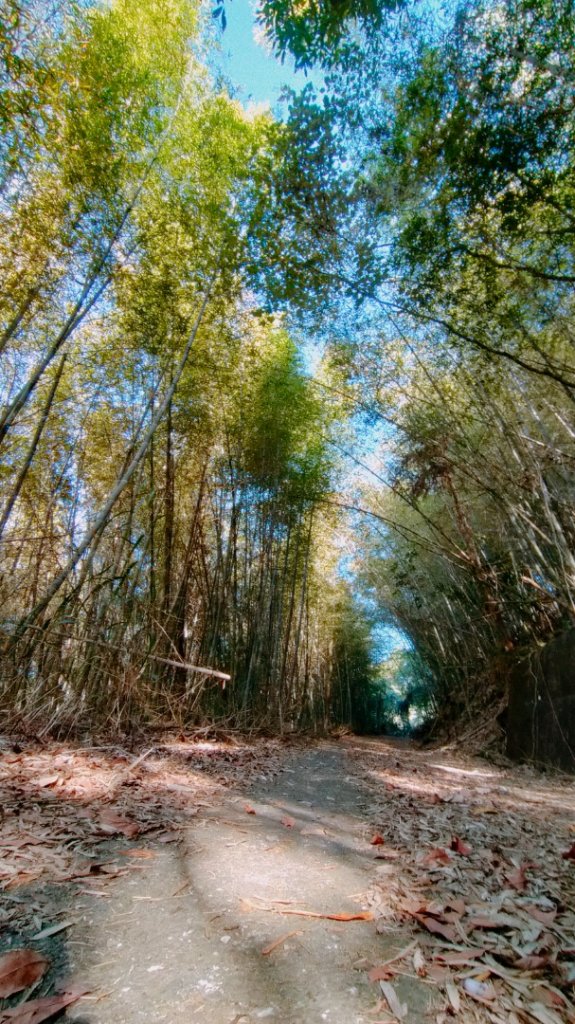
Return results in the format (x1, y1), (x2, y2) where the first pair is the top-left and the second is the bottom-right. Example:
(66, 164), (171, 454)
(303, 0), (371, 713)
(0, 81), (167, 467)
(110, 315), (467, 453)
(2, 0), (574, 737)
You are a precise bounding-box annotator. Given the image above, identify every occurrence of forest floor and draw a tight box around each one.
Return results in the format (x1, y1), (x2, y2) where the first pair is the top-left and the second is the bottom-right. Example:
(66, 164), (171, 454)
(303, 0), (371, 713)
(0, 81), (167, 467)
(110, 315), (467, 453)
(0, 733), (574, 1024)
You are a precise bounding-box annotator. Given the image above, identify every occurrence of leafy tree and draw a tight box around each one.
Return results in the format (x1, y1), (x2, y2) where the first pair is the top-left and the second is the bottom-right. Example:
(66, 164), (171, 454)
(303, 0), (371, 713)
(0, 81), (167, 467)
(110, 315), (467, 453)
(215, 0), (406, 69)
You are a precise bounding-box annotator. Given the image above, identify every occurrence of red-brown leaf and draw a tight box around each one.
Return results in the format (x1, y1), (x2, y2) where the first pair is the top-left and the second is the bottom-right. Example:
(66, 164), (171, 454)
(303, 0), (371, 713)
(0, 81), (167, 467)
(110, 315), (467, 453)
(561, 842), (575, 861)
(450, 836), (472, 856)
(506, 865), (528, 891)
(513, 955), (550, 971)
(531, 984), (567, 1008)
(370, 834), (385, 846)
(97, 810), (140, 837)
(422, 847), (451, 866)
(468, 914), (512, 930)
(435, 949), (485, 965)
(368, 965), (397, 983)
(525, 905), (557, 927)
(0, 950), (49, 999)
(413, 913), (457, 943)
(0, 988), (88, 1024)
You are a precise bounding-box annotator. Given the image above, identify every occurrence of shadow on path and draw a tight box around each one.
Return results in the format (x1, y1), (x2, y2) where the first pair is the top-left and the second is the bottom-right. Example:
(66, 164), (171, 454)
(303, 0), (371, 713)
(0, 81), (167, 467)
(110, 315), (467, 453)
(63, 743), (431, 1024)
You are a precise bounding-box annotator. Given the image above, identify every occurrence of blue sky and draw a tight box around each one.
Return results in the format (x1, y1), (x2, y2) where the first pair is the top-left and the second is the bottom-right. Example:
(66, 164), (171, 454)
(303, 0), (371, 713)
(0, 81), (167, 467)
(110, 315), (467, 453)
(215, 0), (320, 108)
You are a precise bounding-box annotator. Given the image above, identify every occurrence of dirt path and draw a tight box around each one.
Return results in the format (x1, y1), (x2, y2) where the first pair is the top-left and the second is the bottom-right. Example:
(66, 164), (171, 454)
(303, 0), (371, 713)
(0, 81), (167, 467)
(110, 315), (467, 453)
(63, 743), (429, 1024)
(1, 736), (574, 1023)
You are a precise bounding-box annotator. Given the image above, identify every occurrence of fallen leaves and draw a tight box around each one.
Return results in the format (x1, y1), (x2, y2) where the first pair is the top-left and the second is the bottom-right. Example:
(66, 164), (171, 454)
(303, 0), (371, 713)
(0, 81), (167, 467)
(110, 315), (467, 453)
(379, 980), (407, 1020)
(1, 735), (574, 1024)
(525, 906), (557, 927)
(422, 847), (452, 867)
(0, 734), (290, 935)
(513, 955), (551, 971)
(0, 951), (49, 998)
(97, 810), (140, 838)
(30, 921), (74, 941)
(445, 979), (461, 1013)
(0, 988), (89, 1024)
(506, 864), (529, 891)
(346, 738), (575, 1024)
(0, 742), (205, 902)
(412, 909), (458, 943)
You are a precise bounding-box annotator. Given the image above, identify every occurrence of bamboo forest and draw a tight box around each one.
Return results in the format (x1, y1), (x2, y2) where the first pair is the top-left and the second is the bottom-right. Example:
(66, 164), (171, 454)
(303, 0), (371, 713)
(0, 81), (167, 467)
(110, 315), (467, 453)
(1, 0), (575, 752)
(2, 5), (575, 1024)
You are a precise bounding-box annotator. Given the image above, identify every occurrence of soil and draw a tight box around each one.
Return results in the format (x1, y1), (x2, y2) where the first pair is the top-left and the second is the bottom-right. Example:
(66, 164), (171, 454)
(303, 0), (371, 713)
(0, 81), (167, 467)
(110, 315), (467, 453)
(1, 735), (574, 1024)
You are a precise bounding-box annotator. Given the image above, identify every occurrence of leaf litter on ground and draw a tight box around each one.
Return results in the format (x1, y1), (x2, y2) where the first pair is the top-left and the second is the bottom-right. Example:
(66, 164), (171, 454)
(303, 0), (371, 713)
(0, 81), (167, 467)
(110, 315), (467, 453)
(0, 951), (49, 999)
(342, 737), (575, 1024)
(2, 733), (575, 1024)
(0, 733), (294, 1013)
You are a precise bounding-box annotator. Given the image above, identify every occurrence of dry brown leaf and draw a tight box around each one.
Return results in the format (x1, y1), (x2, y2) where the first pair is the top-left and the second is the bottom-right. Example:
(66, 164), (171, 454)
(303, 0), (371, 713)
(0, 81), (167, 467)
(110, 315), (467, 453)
(530, 986), (567, 1009)
(118, 849), (156, 859)
(446, 899), (466, 916)
(524, 906), (557, 927)
(435, 949), (486, 966)
(422, 848), (452, 867)
(369, 965), (397, 983)
(506, 865), (528, 891)
(468, 914), (517, 931)
(414, 912), (458, 942)
(513, 955), (550, 971)
(446, 980), (461, 1014)
(5, 871), (43, 890)
(0, 951), (49, 999)
(379, 980), (408, 1020)
(525, 1002), (566, 1024)
(426, 965), (451, 983)
(398, 897), (427, 916)
(97, 810), (140, 837)
(0, 988), (89, 1024)
(31, 921), (74, 941)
